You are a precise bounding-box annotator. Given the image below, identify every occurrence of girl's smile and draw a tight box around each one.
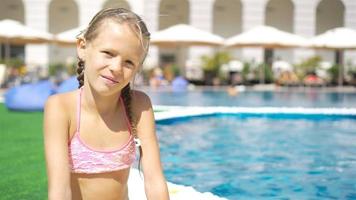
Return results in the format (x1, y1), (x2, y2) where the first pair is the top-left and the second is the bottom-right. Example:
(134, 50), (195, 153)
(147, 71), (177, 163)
(100, 75), (119, 86)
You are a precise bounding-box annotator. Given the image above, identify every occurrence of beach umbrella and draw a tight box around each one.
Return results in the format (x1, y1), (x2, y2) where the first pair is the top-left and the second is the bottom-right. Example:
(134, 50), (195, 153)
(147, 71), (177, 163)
(224, 25), (308, 48)
(272, 60), (293, 72)
(55, 26), (86, 46)
(225, 25), (308, 84)
(0, 19), (53, 44)
(150, 24), (224, 75)
(228, 60), (244, 72)
(308, 27), (356, 86)
(150, 24), (224, 47)
(308, 27), (356, 50)
(0, 19), (54, 61)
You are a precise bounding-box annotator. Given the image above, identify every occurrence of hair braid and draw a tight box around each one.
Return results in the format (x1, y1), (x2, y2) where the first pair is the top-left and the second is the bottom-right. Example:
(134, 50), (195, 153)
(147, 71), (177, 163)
(77, 59), (85, 88)
(121, 84), (143, 169)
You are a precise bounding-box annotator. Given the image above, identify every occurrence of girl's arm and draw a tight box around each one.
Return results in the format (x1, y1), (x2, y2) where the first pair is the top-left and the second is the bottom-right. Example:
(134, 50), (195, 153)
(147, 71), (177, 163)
(43, 95), (72, 200)
(133, 91), (170, 200)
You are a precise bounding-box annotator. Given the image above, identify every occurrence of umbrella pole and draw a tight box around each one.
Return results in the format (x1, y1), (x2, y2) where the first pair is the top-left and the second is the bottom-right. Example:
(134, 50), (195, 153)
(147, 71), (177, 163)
(336, 50), (344, 87)
(177, 46), (186, 77)
(5, 40), (11, 65)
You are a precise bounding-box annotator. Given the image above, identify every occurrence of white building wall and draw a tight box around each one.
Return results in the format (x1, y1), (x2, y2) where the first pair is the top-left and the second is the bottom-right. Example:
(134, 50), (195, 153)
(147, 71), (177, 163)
(128, 0), (144, 16)
(23, 0), (50, 69)
(15, 0), (356, 70)
(77, 0), (101, 26)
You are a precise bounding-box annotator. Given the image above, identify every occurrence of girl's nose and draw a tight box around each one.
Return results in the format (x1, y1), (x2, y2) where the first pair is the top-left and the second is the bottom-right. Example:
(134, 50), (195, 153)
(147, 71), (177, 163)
(109, 57), (123, 73)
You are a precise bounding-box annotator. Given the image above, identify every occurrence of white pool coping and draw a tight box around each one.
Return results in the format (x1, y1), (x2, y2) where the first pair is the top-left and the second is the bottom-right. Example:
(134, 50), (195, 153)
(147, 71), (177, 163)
(128, 168), (228, 200)
(154, 105), (356, 121)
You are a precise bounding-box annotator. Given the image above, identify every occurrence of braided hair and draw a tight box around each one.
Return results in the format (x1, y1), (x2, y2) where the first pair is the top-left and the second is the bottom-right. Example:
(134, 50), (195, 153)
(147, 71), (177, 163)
(76, 8), (150, 169)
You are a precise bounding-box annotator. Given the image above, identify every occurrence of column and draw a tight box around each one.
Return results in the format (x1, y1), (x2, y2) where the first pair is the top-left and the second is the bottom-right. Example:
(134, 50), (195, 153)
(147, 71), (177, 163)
(186, 0), (215, 79)
(129, 0), (145, 16)
(23, 0), (51, 68)
(241, 0), (268, 63)
(293, 0), (319, 63)
(78, 0), (101, 26)
(143, 0), (160, 70)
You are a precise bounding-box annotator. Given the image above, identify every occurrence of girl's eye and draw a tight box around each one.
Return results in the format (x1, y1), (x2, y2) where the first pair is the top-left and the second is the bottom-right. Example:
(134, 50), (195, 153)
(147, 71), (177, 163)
(102, 51), (113, 57)
(125, 60), (135, 67)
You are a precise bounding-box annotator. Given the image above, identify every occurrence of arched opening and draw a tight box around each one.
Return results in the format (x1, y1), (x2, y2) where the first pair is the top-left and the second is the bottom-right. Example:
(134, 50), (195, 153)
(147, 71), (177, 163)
(315, 0), (344, 63)
(48, 0), (79, 66)
(315, 0), (345, 84)
(159, 0), (189, 30)
(213, 0), (242, 68)
(265, 0), (294, 65)
(157, 0), (190, 77)
(102, 0), (131, 10)
(316, 0), (344, 34)
(213, 0), (242, 38)
(0, 0), (25, 61)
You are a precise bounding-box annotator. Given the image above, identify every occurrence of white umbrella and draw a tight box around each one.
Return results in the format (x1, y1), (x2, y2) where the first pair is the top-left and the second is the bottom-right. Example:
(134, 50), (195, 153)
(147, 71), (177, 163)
(150, 24), (224, 47)
(308, 27), (356, 50)
(272, 60), (293, 72)
(0, 19), (53, 44)
(225, 25), (308, 48)
(150, 24), (224, 76)
(55, 26), (86, 46)
(0, 19), (54, 61)
(225, 25), (307, 84)
(228, 60), (244, 72)
(307, 27), (356, 86)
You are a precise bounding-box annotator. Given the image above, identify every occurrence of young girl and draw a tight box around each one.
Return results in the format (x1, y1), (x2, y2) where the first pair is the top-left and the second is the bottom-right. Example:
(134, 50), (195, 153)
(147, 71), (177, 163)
(44, 8), (170, 200)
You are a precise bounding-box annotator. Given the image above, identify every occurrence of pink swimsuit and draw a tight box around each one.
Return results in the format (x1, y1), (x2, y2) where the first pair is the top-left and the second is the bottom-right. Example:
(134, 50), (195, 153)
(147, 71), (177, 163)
(68, 88), (136, 174)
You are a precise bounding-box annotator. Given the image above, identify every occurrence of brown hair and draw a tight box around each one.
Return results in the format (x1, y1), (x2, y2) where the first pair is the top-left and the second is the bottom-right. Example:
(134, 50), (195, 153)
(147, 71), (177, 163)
(76, 7), (150, 168)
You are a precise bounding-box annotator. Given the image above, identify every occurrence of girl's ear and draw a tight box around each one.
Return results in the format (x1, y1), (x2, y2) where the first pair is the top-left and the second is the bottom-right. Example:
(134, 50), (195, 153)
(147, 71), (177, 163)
(76, 37), (86, 60)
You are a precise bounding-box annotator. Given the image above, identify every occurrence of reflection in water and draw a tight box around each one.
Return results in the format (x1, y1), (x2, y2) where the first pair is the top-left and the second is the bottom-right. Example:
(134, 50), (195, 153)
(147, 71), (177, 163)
(143, 88), (356, 108)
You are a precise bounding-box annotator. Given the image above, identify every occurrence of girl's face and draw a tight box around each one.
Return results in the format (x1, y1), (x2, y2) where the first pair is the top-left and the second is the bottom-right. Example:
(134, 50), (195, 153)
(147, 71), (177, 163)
(77, 20), (145, 95)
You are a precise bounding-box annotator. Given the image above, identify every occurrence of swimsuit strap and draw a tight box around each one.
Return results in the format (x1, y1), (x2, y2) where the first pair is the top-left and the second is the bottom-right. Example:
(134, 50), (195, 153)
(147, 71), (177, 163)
(76, 87), (83, 133)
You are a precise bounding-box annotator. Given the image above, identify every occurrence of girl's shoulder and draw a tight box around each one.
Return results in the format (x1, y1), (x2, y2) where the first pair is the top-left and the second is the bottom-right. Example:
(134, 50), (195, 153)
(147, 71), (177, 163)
(131, 89), (152, 107)
(45, 89), (78, 114)
(131, 89), (153, 114)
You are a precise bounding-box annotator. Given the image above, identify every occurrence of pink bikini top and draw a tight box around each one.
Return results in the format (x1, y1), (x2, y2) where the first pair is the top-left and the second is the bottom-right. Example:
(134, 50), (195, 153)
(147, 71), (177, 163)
(68, 88), (136, 174)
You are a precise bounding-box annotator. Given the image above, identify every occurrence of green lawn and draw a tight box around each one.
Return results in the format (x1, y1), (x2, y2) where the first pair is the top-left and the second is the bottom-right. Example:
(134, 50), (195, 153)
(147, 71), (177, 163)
(0, 104), (47, 200)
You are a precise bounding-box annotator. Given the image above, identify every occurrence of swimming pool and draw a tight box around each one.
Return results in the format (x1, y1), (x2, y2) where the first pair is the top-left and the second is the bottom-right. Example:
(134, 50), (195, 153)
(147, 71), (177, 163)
(156, 113), (356, 200)
(144, 89), (356, 108)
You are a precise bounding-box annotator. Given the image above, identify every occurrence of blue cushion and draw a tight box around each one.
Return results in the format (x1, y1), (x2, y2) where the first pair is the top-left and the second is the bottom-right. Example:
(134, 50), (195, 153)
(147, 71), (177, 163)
(5, 80), (55, 111)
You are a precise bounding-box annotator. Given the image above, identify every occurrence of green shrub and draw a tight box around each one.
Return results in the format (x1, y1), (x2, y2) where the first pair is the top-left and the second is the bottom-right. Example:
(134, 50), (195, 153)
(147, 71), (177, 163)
(294, 56), (322, 79)
(48, 62), (66, 77)
(201, 52), (231, 85)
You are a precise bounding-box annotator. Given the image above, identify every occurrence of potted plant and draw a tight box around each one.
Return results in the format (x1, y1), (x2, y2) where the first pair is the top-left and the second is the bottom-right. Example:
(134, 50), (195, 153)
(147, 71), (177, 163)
(201, 52), (231, 85)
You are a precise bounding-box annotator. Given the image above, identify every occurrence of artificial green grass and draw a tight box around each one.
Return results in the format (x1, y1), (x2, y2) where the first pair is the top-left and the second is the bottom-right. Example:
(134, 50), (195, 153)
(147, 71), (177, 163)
(0, 104), (47, 200)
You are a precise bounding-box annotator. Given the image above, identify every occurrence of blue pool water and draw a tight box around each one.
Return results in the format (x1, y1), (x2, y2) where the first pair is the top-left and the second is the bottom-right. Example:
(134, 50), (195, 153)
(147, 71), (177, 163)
(156, 114), (356, 199)
(144, 89), (356, 108)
